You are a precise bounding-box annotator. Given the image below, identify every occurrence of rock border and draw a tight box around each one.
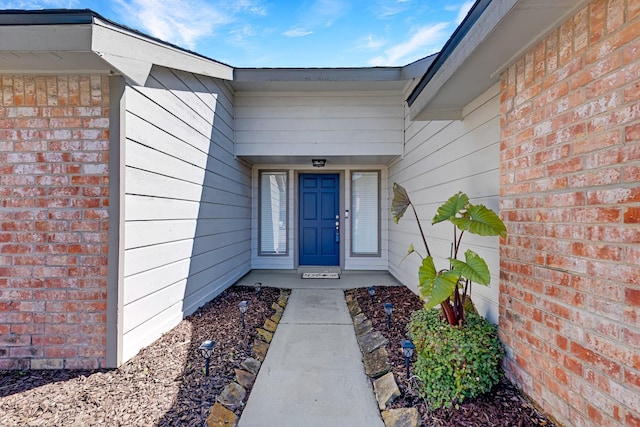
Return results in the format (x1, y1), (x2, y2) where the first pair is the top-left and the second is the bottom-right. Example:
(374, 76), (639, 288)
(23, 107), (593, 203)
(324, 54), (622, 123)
(346, 294), (420, 427)
(206, 289), (290, 427)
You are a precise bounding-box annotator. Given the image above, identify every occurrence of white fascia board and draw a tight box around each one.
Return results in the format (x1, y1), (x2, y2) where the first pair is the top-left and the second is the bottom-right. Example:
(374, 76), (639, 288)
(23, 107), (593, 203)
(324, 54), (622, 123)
(0, 24), (93, 51)
(91, 18), (233, 85)
(408, 0), (518, 121)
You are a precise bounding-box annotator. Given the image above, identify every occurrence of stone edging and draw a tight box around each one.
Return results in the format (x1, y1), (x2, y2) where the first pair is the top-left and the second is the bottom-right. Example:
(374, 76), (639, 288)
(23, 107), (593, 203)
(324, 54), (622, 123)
(345, 294), (420, 427)
(206, 289), (291, 427)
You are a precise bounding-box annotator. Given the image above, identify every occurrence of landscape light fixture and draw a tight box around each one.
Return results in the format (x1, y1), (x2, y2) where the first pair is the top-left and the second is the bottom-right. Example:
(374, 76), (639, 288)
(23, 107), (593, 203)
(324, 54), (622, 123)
(400, 339), (415, 379)
(383, 302), (394, 329)
(312, 158), (326, 167)
(367, 286), (375, 303)
(239, 300), (249, 329)
(198, 340), (215, 376)
(255, 283), (262, 299)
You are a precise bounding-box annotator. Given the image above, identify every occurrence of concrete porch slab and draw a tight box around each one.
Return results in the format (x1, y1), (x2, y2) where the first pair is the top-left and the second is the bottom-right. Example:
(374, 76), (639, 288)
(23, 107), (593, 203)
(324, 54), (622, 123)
(234, 270), (403, 290)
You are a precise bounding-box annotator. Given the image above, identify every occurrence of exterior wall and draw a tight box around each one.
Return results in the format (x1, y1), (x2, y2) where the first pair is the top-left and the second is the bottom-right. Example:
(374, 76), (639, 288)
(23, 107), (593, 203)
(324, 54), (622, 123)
(389, 83), (502, 323)
(499, 1), (640, 426)
(235, 91), (403, 158)
(122, 66), (251, 362)
(0, 75), (110, 369)
(250, 166), (389, 270)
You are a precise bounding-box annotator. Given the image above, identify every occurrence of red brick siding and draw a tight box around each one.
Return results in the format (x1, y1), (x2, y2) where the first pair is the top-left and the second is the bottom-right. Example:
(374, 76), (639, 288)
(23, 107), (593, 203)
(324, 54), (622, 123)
(500, 1), (640, 425)
(0, 75), (109, 370)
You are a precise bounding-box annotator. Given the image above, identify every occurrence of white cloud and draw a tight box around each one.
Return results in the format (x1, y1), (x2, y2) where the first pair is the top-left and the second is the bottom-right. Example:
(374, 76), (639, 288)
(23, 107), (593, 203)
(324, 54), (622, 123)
(229, 24), (257, 44)
(354, 34), (386, 51)
(114, 0), (228, 50)
(231, 0), (267, 16)
(456, 1), (475, 24)
(113, 0), (268, 51)
(310, 0), (349, 27)
(370, 0), (411, 19)
(283, 0), (349, 37)
(368, 22), (449, 66)
(283, 28), (313, 38)
(282, 0), (348, 38)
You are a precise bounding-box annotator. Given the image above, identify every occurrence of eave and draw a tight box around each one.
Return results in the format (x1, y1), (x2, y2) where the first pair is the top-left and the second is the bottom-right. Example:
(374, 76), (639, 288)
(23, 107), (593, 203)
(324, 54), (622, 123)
(0, 10), (233, 85)
(231, 55), (434, 92)
(408, 0), (589, 121)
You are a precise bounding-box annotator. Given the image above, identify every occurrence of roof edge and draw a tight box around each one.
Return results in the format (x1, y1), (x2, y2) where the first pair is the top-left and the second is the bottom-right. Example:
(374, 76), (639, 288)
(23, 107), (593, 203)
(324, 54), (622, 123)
(0, 9), (234, 83)
(406, 0), (491, 106)
(0, 9), (95, 25)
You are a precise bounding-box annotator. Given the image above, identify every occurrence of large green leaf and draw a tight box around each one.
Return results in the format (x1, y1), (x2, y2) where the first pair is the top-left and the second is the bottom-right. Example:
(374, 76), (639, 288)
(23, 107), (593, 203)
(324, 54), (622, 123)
(418, 256), (460, 309)
(432, 192), (469, 224)
(451, 204), (506, 238)
(391, 182), (411, 224)
(449, 250), (491, 285)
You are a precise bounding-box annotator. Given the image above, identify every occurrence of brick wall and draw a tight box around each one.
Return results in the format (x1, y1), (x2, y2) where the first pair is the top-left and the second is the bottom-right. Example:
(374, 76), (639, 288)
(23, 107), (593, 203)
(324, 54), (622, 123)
(0, 75), (110, 370)
(499, 1), (640, 426)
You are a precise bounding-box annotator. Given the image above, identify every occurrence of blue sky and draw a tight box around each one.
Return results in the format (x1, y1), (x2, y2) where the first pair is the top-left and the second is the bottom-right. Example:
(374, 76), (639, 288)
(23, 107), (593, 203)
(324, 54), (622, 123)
(4, 0), (475, 67)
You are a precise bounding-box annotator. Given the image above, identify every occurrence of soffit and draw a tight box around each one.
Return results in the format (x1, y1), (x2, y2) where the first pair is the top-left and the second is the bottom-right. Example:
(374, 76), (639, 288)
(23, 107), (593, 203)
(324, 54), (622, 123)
(409, 0), (589, 121)
(237, 155), (399, 166)
(232, 68), (407, 92)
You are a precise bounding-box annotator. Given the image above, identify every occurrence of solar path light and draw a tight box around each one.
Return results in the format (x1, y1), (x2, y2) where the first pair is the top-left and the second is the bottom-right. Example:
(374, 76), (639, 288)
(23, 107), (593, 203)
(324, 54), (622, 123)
(255, 283), (262, 299)
(239, 300), (249, 329)
(367, 286), (375, 303)
(383, 302), (394, 330)
(400, 339), (415, 379)
(198, 340), (215, 376)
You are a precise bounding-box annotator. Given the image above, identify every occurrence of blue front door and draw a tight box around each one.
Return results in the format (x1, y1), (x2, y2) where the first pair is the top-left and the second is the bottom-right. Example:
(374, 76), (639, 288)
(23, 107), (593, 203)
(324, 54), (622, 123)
(299, 174), (340, 266)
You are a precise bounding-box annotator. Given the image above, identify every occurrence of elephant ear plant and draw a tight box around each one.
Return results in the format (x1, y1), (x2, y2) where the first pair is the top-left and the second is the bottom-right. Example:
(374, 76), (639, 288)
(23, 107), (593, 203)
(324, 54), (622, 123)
(391, 183), (507, 325)
(392, 183), (507, 408)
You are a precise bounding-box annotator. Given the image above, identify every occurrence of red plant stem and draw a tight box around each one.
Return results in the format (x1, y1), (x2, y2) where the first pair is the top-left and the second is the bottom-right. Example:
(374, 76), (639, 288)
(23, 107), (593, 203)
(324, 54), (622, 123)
(453, 288), (461, 321)
(441, 299), (457, 325)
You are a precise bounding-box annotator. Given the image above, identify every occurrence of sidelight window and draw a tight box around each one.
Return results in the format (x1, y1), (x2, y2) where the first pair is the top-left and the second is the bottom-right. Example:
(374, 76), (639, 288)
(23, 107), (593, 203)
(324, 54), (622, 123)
(351, 171), (380, 256)
(259, 171), (288, 255)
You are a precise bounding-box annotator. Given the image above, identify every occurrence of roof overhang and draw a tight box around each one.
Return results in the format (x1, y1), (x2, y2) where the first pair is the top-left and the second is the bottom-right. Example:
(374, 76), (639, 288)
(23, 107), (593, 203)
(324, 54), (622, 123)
(231, 55), (434, 92)
(408, 0), (589, 121)
(0, 10), (233, 85)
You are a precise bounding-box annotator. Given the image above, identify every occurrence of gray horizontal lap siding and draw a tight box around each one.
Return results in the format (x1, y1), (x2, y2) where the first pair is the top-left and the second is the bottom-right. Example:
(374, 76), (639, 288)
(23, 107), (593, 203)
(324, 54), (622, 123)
(121, 66), (250, 362)
(389, 84), (501, 323)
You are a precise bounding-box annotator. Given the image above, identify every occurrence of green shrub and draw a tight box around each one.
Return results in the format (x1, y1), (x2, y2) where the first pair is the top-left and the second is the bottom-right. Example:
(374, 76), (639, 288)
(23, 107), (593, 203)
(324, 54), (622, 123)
(408, 308), (504, 409)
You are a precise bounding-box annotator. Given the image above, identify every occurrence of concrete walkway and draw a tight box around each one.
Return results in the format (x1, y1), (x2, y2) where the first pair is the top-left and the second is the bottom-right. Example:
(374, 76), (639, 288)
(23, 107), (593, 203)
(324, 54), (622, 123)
(237, 288), (385, 427)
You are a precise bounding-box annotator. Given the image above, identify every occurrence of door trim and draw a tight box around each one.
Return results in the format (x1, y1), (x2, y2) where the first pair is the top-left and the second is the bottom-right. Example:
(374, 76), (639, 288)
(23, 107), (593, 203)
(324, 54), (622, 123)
(294, 170), (344, 268)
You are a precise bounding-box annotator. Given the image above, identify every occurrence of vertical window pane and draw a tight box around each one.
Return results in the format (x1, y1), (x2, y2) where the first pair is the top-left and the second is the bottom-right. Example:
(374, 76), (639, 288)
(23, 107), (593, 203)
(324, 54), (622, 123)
(352, 172), (379, 255)
(260, 172), (288, 255)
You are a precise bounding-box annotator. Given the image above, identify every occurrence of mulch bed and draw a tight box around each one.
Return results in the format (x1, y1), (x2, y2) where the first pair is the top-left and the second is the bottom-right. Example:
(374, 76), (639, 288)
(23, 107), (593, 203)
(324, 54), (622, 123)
(0, 285), (279, 427)
(347, 286), (556, 427)
(1, 284), (556, 427)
